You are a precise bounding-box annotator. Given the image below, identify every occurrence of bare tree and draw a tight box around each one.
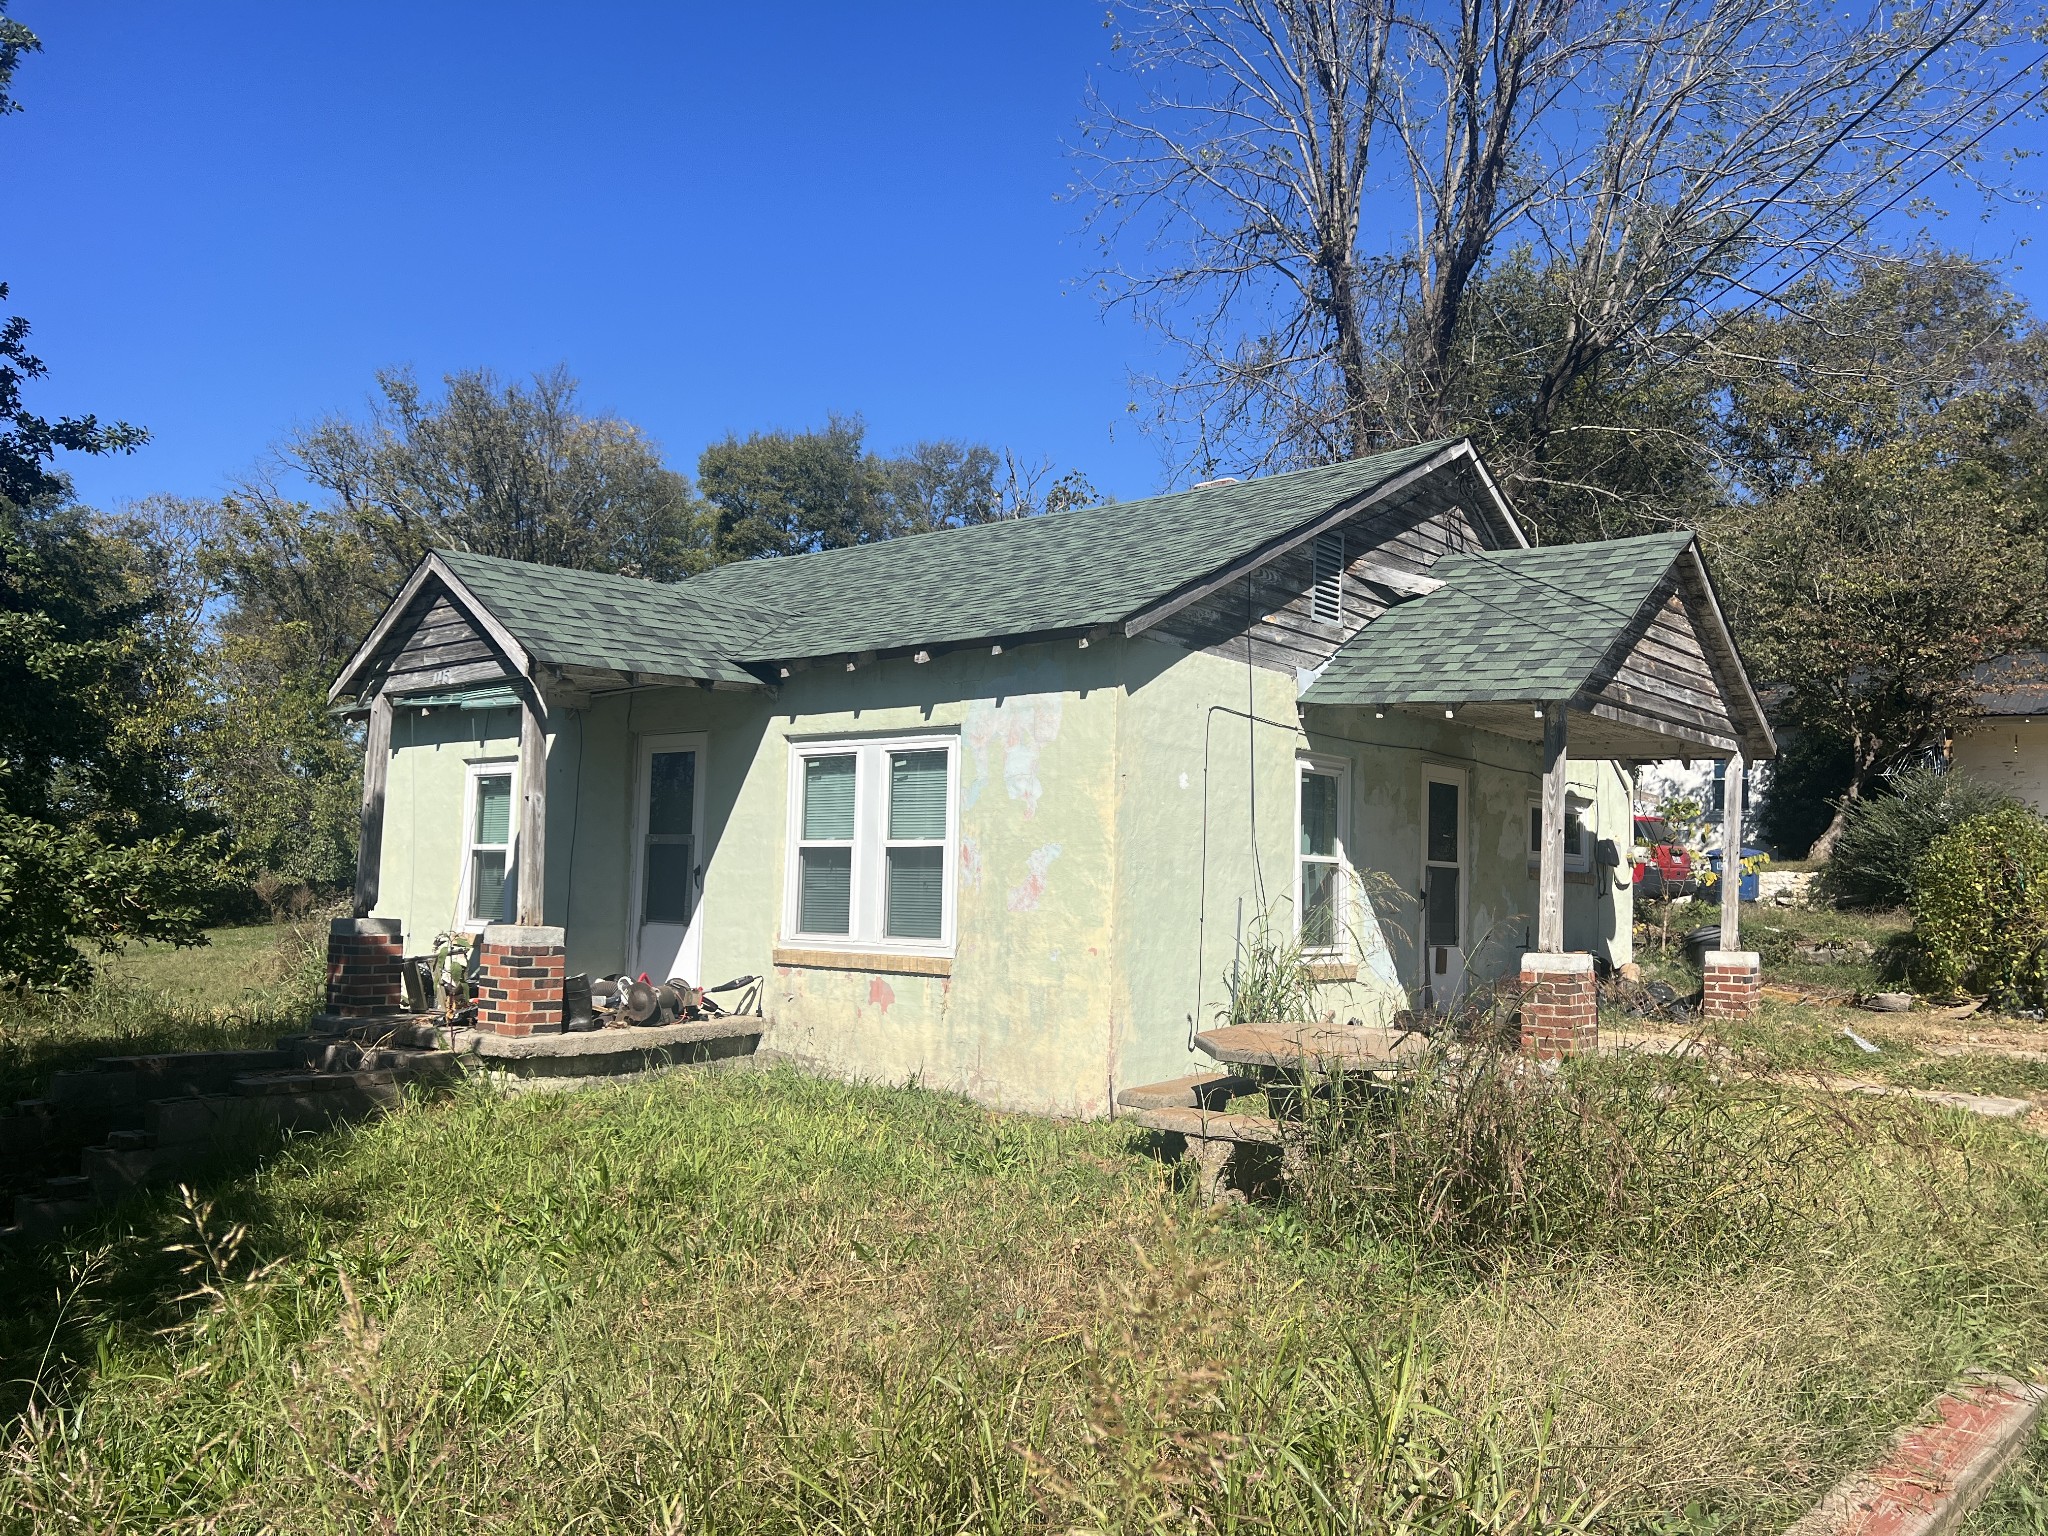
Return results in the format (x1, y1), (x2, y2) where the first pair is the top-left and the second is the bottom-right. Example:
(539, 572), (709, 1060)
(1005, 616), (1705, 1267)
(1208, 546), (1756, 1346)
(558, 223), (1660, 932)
(1080, 0), (2042, 482)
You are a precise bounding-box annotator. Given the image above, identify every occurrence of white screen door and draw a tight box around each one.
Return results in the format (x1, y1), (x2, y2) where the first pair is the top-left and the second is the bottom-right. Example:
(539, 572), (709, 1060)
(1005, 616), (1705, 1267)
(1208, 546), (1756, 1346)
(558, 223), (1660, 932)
(630, 733), (707, 984)
(1421, 769), (1468, 1007)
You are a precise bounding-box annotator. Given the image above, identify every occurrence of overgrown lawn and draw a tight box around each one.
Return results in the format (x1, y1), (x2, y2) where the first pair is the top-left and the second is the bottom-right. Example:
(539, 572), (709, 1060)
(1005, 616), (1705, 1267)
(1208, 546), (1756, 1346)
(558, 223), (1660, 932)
(2, 1055), (2044, 1532)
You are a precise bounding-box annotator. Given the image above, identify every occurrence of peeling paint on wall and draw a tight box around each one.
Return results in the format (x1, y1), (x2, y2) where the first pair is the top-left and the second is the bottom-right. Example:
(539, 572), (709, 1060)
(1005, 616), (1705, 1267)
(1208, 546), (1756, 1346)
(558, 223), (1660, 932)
(965, 691), (1064, 818)
(958, 835), (982, 890)
(867, 976), (894, 1012)
(1007, 844), (1063, 911)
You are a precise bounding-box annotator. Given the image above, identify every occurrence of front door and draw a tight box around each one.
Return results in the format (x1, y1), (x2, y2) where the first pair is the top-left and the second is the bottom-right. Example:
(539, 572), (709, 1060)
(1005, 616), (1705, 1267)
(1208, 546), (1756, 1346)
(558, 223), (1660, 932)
(1421, 768), (1468, 1008)
(630, 734), (707, 984)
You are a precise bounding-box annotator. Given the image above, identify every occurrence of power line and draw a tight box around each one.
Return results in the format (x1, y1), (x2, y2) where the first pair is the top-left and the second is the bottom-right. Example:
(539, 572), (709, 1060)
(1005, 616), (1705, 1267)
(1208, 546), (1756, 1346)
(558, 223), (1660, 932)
(1635, 56), (2048, 391)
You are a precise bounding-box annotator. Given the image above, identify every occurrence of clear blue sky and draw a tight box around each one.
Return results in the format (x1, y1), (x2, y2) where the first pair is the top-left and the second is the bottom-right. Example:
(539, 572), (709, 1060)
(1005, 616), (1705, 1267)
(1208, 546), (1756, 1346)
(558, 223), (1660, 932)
(7, 3), (2044, 515)
(6, 2), (1168, 510)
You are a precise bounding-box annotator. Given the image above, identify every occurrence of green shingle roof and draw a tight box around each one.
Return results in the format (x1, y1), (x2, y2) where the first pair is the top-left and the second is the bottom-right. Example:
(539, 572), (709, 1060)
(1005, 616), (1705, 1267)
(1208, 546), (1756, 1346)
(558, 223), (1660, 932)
(425, 439), (1472, 685)
(434, 551), (777, 688)
(670, 438), (1462, 662)
(1299, 532), (1695, 707)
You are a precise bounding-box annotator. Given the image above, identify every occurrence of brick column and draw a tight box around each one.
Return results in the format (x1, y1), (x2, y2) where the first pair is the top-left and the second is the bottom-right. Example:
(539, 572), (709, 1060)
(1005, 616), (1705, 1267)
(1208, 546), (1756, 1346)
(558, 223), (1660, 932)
(1702, 949), (1761, 1021)
(1519, 951), (1597, 1059)
(326, 917), (404, 1016)
(471, 924), (567, 1036)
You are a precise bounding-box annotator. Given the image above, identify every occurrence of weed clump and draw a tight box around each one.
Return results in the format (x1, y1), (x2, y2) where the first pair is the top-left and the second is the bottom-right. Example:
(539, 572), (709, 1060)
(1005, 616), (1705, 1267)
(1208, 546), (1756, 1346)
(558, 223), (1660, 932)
(1290, 1049), (1860, 1268)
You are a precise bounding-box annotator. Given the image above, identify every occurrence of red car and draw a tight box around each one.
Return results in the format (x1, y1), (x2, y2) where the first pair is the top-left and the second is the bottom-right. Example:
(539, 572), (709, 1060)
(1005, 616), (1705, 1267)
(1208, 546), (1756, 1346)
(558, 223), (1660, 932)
(1632, 815), (1696, 899)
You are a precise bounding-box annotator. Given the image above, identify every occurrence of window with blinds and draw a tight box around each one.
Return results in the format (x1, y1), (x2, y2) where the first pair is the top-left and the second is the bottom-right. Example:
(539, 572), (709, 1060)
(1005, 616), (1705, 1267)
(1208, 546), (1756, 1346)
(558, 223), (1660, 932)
(1312, 531), (1345, 623)
(464, 765), (514, 925)
(787, 737), (957, 951)
(1297, 759), (1346, 953)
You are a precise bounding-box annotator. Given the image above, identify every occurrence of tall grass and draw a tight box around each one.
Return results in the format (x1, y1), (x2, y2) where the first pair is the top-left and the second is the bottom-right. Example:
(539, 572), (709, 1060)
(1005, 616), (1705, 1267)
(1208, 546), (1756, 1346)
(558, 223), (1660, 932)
(0, 919), (326, 1107)
(0, 1070), (1604, 1534)
(0, 1064), (2043, 1530)
(1289, 1049), (1868, 1268)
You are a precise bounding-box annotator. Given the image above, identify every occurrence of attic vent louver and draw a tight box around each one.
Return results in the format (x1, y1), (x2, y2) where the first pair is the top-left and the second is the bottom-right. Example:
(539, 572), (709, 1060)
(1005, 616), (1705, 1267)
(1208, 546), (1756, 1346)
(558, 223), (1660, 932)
(1312, 531), (1345, 623)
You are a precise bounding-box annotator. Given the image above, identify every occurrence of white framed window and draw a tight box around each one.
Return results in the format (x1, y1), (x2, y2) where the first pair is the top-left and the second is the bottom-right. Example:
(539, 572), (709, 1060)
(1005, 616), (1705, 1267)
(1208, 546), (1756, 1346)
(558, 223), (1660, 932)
(1311, 531), (1345, 623)
(784, 734), (959, 954)
(1527, 793), (1594, 874)
(1296, 756), (1349, 953)
(458, 759), (517, 928)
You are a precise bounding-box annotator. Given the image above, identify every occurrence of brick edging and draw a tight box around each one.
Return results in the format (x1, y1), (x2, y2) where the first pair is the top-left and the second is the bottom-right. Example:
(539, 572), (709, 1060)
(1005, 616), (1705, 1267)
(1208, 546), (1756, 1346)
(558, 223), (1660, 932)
(1788, 1373), (2047, 1536)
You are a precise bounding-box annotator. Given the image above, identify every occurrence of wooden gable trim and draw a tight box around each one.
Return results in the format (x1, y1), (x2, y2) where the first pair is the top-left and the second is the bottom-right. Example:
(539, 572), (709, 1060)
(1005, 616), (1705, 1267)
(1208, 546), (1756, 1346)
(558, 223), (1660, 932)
(1566, 542), (1774, 761)
(327, 553), (534, 704)
(1124, 442), (1477, 640)
(1674, 544), (1775, 759)
(1455, 443), (1532, 551)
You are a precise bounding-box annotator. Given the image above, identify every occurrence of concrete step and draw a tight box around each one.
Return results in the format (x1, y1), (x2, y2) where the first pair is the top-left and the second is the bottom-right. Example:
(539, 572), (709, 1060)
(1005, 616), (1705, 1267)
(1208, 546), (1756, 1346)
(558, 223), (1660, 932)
(95, 1049), (292, 1096)
(106, 1127), (153, 1150)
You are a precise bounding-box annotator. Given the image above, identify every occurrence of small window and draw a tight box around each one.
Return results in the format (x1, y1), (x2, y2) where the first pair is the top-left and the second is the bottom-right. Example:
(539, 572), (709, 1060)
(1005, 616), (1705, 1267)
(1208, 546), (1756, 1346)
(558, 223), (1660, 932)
(1528, 795), (1594, 873)
(786, 736), (958, 953)
(1312, 531), (1345, 623)
(1297, 759), (1347, 952)
(461, 763), (516, 927)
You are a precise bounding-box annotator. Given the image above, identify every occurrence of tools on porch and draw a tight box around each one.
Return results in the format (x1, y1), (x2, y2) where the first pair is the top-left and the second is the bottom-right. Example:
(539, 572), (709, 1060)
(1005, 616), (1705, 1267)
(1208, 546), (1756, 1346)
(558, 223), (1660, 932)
(582, 974), (759, 1028)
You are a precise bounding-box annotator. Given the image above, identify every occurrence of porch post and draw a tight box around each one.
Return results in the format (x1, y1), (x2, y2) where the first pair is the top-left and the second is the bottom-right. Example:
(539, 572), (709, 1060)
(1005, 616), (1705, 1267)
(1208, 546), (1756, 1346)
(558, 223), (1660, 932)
(353, 691), (392, 918)
(1704, 750), (1761, 1020)
(516, 688), (547, 927)
(1719, 751), (1744, 951)
(1537, 703), (1568, 953)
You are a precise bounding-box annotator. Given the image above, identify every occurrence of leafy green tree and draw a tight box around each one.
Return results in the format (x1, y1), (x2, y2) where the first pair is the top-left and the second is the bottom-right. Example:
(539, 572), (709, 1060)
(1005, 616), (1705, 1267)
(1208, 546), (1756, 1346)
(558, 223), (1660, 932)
(699, 415), (887, 561)
(270, 365), (716, 589)
(1709, 260), (2048, 853)
(700, 417), (1104, 560)
(0, 9), (225, 987)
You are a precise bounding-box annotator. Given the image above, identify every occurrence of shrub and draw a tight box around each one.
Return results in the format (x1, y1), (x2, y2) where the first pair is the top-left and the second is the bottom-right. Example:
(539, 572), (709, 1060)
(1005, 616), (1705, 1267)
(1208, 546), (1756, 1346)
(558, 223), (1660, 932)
(1815, 765), (2019, 910)
(1910, 806), (2048, 1008)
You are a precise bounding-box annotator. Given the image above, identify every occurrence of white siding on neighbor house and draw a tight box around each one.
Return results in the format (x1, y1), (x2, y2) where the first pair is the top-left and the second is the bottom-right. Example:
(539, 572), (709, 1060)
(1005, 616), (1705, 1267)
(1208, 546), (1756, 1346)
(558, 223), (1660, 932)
(1954, 719), (2048, 814)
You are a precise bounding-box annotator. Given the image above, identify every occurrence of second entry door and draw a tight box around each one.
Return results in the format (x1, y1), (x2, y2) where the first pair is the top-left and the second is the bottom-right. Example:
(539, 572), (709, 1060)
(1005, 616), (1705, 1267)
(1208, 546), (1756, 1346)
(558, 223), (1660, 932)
(1421, 770), (1468, 1008)
(630, 734), (707, 984)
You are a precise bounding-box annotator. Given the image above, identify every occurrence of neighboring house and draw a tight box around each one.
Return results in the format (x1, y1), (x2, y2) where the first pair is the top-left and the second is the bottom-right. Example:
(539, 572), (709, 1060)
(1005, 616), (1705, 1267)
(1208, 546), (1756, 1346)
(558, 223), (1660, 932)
(327, 438), (1775, 1114)
(1953, 653), (2048, 812)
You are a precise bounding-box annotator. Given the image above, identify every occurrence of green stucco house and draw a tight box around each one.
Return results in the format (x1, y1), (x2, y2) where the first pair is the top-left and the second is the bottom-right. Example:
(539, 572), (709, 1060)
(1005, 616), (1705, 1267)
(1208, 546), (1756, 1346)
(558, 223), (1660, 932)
(325, 438), (1775, 1113)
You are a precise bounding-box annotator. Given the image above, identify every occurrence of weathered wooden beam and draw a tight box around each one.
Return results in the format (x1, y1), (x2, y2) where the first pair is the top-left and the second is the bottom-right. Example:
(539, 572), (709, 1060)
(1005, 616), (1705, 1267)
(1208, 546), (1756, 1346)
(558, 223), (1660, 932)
(516, 691), (548, 927)
(1539, 704), (1568, 953)
(1721, 750), (1745, 952)
(353, 692), (393, 918)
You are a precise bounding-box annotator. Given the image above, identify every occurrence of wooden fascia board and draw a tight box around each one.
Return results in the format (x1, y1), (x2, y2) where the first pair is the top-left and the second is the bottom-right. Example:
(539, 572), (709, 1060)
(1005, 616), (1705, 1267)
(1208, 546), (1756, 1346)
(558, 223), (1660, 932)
(1456, 442), (1533, 550)
(1577, 697), (1739, 755)
(1676, 544), (1777, 759)
(1122, 443), (1470, 640)
(326, 554), (533, 704)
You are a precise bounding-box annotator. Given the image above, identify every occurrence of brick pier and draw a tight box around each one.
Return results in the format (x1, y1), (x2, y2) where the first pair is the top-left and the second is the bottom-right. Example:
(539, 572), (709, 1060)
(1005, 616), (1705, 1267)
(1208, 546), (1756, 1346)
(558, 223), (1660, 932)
(471, 924), (567, 1036)
(1703, 949), (1762, 1021)
(1519, 951), (1597, 1059)
(326, 917), (404, 1016)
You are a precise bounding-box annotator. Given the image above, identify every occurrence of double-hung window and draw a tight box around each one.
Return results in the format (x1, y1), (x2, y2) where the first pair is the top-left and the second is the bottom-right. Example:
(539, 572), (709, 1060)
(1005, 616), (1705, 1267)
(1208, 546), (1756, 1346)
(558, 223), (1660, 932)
(460, 761), (516, 927)
(787, 735), (958, 953)
(1297, 757), (1348, 953)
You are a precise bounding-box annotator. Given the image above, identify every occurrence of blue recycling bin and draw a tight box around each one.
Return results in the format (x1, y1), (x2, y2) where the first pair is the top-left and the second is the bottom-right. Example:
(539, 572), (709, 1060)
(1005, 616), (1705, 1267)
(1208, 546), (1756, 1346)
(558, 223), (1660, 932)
(1705, 847), (1763, 902)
